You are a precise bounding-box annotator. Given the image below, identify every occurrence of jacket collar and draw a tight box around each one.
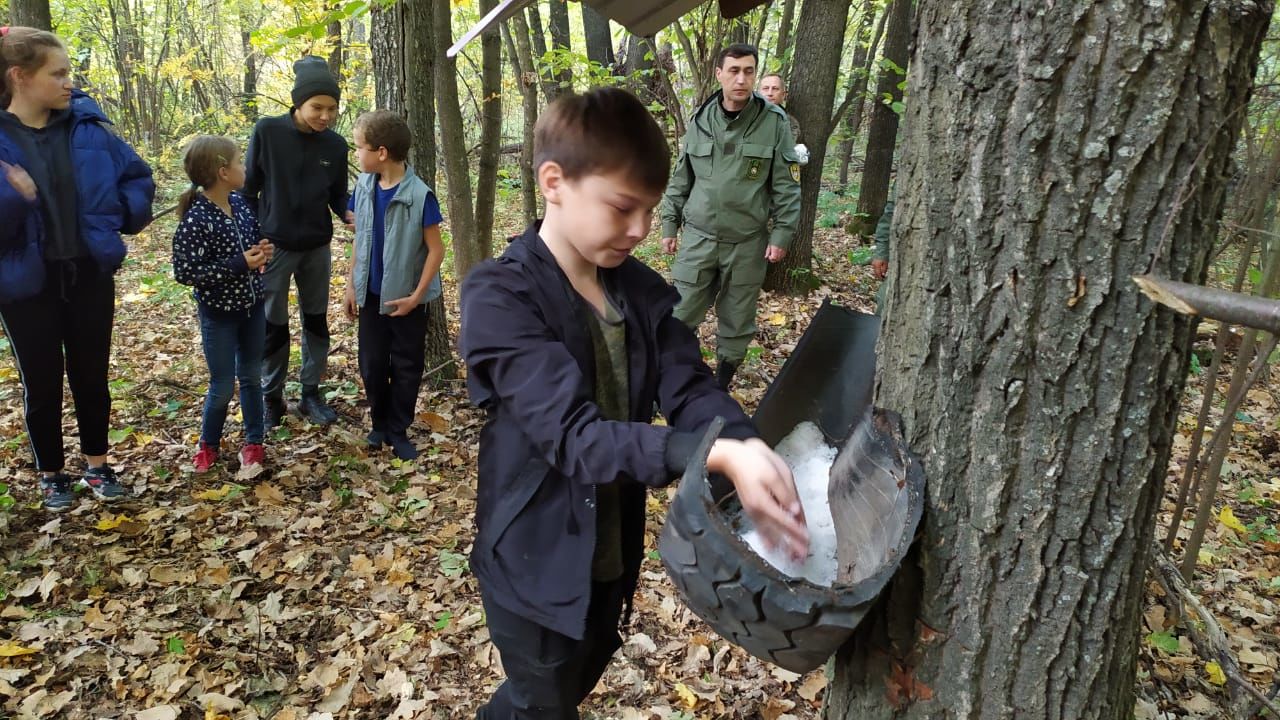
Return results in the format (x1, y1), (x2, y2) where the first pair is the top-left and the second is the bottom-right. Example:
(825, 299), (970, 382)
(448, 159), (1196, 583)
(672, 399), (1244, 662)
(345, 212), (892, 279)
(357, 166), (423, 205)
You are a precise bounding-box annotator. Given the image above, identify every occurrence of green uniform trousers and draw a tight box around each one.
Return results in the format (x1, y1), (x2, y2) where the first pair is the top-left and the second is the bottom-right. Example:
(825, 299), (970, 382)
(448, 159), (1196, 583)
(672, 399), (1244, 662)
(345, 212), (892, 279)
(670, 234), (768, 364)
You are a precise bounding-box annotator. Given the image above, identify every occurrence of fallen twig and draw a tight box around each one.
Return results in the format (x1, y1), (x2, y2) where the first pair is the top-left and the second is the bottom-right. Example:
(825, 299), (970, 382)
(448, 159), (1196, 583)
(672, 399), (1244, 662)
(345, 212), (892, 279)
(1150, 541), (1280, 719)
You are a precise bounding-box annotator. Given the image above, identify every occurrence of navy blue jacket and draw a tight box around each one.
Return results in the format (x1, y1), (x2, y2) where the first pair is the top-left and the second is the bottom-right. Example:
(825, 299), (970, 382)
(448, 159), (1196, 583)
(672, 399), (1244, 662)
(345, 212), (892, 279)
(460, 223), (756, 640)
(171, 192), (264, 314)
(0, 90), (154, 303)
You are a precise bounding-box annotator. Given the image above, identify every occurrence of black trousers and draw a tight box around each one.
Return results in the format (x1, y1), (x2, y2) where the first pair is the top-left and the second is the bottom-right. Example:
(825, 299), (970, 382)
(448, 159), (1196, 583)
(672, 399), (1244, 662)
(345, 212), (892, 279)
(357, 293), (427, 435)
(0, 260), (115, 472)
(477, 579), (628, 720)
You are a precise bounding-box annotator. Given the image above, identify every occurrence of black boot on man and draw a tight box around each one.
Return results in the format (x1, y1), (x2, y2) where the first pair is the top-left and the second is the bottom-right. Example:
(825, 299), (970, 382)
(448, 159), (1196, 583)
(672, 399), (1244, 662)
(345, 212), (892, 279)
(716, 359), (739, 391)
(296, 385), (338, 425)
(265, 393), (288, 429)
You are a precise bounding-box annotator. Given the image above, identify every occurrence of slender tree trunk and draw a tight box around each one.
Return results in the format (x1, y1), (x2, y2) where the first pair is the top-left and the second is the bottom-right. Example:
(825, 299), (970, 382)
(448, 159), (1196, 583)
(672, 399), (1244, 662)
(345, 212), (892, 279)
(505, 12), (539, 224)
(547, 0), (572, 91)
(9, 0), (52, 31)
(327, 18), (344, 80)
(854, 0), (910, 236)
(526, 4), (557, 102)
(474, 0), (502, 261)
(772, 0), (797, 75)
(240, 25), (258, 121)
(837, 0), (886, 187)
(826, 2), (1271, 718)
(582, 4), (614, 67)
(761, 0), (854, 295)
(433, 0), (482, 285)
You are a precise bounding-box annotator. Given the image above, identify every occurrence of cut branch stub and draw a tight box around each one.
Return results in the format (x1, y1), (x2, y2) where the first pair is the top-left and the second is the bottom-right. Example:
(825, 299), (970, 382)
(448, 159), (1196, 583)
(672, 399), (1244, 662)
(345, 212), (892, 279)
(1133, 274), (1280, 335)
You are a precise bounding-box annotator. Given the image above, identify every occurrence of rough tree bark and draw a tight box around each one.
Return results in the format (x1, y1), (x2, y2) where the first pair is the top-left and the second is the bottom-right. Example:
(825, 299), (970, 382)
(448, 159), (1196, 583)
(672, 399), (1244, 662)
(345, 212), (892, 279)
(825, 2), (1272, 719)
(761, 0), (854, 295)
(525, 4), (558, 102)
(240, 24), (258, 120)
(327, 16), (344, 79)
(582, 4), (614, 67)
(853, 0), (910, 236)
(371, 0), (451, 381)
(9, 0), (52, 31)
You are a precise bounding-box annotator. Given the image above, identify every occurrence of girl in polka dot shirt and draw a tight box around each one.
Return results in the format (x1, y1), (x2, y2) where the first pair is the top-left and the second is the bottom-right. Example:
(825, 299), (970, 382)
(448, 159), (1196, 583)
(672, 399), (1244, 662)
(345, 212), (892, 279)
(172, 136), (275, 474)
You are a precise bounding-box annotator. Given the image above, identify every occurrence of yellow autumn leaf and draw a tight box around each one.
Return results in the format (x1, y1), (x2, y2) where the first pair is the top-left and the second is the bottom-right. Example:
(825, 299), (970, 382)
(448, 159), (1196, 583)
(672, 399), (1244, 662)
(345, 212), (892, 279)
(1218, 506), (1247, 535)
(768, 313), (787, 326)
(1205, 660), (1227, 686)
(95, 514), (134, 531)
(673, 682), (698, 710)
(192, 484), (238, 501)
(1197, 549), (1215, 566)
(0, 641), (38, 657)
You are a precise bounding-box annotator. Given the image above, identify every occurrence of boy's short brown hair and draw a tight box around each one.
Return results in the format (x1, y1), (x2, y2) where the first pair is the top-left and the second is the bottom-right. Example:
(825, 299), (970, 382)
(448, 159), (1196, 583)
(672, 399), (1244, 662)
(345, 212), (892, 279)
(355, 110), (412, 162)
(533, 87), (669, 194)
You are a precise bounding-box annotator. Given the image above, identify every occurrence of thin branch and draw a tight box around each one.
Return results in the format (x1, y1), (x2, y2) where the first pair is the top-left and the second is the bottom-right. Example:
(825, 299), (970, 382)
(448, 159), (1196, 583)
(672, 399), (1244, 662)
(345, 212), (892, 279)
(1151, 543), (1280, 719)
(1133, 274), (1280, 335)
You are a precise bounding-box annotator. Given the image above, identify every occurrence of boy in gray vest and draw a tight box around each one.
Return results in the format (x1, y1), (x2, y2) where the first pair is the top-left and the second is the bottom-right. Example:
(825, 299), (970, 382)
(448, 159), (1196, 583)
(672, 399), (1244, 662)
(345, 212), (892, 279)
(343, 111), (445, 460)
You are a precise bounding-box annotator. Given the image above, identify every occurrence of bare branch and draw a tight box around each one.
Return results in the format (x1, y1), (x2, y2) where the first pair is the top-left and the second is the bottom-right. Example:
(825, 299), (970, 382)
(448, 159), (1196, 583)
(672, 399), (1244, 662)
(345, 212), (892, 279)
(1133, 274), (1280, 335)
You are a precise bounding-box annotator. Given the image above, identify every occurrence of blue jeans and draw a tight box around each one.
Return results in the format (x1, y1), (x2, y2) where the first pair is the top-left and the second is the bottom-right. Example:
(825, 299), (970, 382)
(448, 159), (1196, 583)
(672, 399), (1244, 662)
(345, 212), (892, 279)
(198, 302), (266, 446)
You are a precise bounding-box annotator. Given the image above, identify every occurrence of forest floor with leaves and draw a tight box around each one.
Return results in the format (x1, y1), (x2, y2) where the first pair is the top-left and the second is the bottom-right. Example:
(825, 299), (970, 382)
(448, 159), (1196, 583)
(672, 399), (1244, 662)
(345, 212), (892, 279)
(0, 194), (1277, 719)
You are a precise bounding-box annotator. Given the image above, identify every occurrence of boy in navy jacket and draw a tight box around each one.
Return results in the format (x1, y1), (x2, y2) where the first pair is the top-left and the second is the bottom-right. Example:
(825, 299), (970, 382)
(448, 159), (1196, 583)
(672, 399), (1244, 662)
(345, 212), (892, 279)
(460, 87), (809, 719)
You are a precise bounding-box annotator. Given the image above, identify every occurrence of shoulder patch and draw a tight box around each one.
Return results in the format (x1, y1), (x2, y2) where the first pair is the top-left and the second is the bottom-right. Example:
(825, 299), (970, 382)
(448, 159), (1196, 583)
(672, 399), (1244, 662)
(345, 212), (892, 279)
(789, 163), (801, 183)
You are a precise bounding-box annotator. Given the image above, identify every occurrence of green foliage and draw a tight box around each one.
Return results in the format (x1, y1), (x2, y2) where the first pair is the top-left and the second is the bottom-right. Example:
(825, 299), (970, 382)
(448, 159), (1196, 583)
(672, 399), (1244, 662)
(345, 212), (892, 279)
(1146, 631), (1181, 654)
(438, 550), (469, 578)
(0, 483), (14, 513)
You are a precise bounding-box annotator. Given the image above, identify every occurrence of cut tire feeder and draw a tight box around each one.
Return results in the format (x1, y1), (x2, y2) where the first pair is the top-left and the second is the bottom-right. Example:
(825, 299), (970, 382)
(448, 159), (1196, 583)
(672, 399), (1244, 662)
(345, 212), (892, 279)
(659, 301), (925, 674)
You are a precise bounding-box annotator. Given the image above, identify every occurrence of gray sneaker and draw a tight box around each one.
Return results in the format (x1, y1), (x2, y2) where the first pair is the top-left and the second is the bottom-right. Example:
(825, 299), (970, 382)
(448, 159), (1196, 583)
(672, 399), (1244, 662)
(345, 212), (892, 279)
(40, 474), (75, 512)
(80, 465), (127, 501)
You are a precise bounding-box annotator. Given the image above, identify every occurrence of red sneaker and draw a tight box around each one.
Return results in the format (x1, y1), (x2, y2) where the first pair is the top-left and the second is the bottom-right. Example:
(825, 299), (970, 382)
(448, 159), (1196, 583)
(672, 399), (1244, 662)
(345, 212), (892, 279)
(193, 442), (219, 473)
(239, 443), (265, 469)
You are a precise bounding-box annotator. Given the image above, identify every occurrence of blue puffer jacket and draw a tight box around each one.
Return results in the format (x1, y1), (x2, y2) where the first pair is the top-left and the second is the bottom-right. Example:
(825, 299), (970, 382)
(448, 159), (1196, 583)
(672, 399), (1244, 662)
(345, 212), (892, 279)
(0, 90), (155, 303)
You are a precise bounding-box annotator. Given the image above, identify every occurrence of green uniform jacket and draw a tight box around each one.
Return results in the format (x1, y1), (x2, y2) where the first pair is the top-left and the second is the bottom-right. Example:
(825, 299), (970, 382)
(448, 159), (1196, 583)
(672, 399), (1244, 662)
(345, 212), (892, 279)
(873, 192), (895, 262)
(661, 92), (802, 250)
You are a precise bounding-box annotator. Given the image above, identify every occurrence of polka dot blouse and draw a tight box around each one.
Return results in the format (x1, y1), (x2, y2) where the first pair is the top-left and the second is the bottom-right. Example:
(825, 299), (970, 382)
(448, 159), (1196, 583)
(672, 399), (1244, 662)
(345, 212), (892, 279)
(171, 191), (265, 313)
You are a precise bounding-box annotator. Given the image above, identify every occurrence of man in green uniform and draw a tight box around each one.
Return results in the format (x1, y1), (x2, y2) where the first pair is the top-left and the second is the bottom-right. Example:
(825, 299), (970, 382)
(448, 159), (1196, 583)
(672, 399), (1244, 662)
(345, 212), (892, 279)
(661, 43), (802, 390)
(759, 73), (803, 145)
(872, 188), (894, 314)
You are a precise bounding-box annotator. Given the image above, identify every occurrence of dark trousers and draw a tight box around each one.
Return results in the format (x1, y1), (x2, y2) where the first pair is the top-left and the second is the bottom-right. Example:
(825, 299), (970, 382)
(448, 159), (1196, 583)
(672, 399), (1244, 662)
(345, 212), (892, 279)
(477, 579), (627, 720)
(357, 293), (427, 435)
(198, 302), (266, 446)
(0, 260), (114, 472)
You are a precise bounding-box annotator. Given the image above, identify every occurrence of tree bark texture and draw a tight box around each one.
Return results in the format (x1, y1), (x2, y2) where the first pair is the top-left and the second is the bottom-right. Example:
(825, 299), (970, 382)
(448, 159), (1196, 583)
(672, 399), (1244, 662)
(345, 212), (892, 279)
(371, 0), (451, 381)
(525, 4), (558, 102)
(9, 0), (52, 31)
(854, 0), (911, 233)
(826, 2), (1272, 719)
(433, 0), (482, 286)
(327, 18), (344, 80)
(241, 26), (258, 121)
(761, 0), (854, 295)
(582, 4), (614, 67)
(474, 0), (502, 262)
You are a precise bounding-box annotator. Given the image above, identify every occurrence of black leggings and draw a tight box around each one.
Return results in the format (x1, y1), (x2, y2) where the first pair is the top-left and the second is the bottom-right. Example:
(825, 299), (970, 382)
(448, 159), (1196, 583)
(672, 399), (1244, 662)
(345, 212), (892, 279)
(0, 260), (115, 472)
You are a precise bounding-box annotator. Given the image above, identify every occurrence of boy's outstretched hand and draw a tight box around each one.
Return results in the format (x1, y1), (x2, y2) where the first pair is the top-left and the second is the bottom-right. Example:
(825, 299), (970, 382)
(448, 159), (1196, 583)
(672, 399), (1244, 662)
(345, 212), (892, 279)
(343, 285), (358, 321)
(708, 438), (810, 561)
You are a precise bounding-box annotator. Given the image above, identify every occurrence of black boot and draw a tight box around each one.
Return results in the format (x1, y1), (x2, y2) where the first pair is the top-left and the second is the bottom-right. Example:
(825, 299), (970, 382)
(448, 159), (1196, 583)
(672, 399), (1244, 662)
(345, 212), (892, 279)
(716, 360), (739, 391)
(264, 394), (287, 429)
(296, 385), (338, 425)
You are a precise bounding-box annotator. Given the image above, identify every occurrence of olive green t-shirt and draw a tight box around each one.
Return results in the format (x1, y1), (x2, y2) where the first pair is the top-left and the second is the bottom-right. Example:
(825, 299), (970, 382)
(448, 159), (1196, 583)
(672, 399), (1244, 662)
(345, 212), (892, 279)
(583, 292), (629, 582)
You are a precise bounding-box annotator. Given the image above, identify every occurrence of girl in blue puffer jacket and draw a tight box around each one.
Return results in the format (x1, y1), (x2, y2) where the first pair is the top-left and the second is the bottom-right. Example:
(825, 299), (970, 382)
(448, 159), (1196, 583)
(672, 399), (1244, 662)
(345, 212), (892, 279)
(0, 27), (155, 512)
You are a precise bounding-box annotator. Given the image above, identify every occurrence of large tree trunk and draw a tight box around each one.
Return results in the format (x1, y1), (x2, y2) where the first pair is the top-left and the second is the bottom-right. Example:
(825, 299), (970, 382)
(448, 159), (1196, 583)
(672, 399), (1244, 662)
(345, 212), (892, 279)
(373, 0), (451, 382)
(825, 2), (1271, 718)
(525, 4), (558, 102)
(836, 0), (886, 186)
(433, 0), (482, 285)
(9, 0), (52, 31)
(327, 11), (344, 80)
(240, 26), (258, 121)
(582, 4), (614, 67)
(504, 12), (539, 225)
(761, 0), (854, 295)
(853, 0), (910, 236)
(474, 0), (502, 261)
